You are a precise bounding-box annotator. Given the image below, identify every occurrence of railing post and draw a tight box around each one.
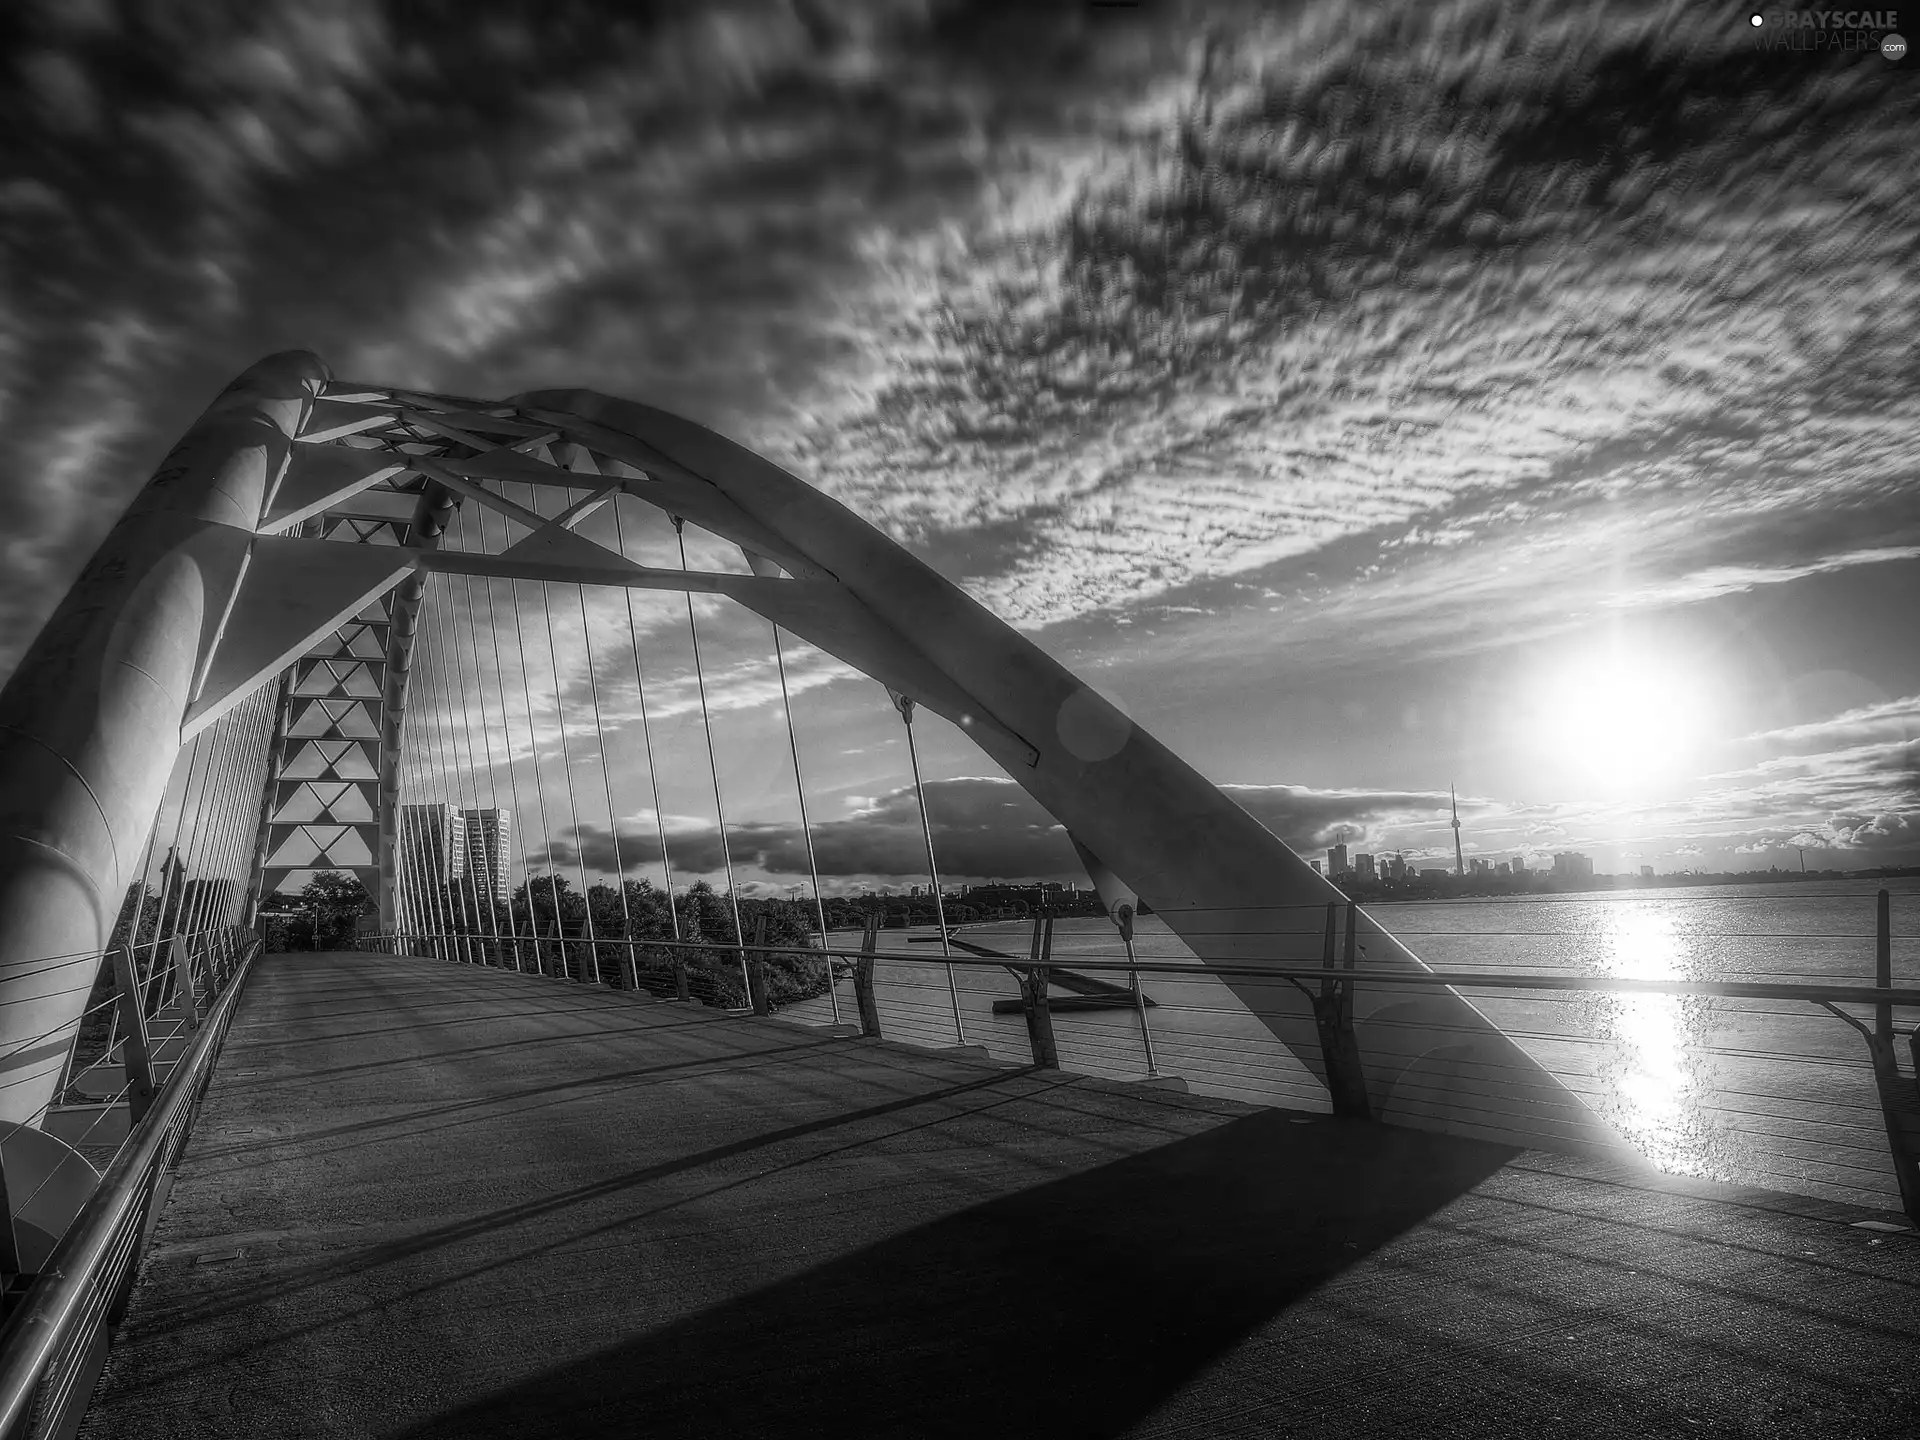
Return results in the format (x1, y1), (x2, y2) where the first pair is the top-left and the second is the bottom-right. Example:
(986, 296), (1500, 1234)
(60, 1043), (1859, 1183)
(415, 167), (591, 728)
(1117, 904), (1159, 1077)
(169, 938), (199, 1034)
(1022, 913), (1059, 1069)
(854, 914), (882, 1038)
(1858, 888), (1920, 1225)
(1876, 887), (1893, 1045)
(110, 948), (157, 1125)
(1308, 902), (1372, 1118)
(747, 915), (772, 1017)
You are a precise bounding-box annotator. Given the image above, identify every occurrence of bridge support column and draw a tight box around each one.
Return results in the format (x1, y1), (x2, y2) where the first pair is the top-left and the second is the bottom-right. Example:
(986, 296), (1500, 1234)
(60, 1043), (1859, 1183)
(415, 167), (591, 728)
(0, 352), (324, 1126)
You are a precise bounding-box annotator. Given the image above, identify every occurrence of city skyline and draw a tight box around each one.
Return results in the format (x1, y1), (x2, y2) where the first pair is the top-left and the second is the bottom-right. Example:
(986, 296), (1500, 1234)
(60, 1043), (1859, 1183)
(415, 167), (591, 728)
(1, 4), (1914, 899)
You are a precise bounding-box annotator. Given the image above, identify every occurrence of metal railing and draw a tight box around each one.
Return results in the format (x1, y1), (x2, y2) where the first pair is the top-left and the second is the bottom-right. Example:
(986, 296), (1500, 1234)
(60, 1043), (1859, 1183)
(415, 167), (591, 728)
(0, 934), (260, 1440)
(359, 889), (1920, 1224)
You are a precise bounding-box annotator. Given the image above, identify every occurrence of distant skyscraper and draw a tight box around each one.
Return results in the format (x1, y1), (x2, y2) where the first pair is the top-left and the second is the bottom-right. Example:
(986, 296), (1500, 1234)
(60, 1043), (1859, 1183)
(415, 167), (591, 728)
(1512, 856), (1527, 876)
(1470, 857), (1489, 876)
(399, 803), (465, 887)
(1639, 864), (1654, 879)
(1553, 851), (1595, 881)
(1327, 844), (1349, 876)
(1310, 859), (1323, 875)
(1356, 853), (1375, 880)
(460, 808), (512, 902)
(1387, 855), (1406, 881)
(1495, 861), (1511, 876)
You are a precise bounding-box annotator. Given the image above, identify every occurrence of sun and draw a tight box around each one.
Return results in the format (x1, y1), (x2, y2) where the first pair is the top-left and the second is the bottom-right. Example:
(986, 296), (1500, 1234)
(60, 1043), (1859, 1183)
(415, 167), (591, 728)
(1518, 642), (1717, 794)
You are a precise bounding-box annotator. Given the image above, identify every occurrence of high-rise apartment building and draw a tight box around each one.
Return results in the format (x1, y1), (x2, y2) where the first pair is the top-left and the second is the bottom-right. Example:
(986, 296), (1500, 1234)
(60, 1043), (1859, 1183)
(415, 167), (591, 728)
(460, 808), (512, 903)
(1327, 844), (1349, 876)
(1355, 853), (1375, 880)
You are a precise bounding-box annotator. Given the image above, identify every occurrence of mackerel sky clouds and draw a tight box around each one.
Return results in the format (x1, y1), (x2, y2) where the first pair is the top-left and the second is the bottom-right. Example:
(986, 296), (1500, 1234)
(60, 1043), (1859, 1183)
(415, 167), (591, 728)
(2, 0), (1915, 890)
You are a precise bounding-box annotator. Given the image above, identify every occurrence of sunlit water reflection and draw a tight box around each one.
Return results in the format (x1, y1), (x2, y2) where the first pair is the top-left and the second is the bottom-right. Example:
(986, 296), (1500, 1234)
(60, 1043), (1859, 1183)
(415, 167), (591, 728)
(1576, 904), (1729, 1178)
(793, 877), (1920, 1208)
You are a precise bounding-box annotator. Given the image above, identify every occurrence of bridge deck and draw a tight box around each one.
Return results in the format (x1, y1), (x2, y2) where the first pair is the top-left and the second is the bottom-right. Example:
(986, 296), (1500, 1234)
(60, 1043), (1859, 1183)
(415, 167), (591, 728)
(81, 953), (1920, 1439)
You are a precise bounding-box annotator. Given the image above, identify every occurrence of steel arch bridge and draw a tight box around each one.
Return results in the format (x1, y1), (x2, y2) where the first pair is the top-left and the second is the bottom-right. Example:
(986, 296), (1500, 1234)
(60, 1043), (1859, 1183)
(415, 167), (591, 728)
(0, 351), (1633, 1181)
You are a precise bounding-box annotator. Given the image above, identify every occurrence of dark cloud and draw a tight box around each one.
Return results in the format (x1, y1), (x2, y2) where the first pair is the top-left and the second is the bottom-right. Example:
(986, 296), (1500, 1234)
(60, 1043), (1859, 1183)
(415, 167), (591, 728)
(532, 775), (1457, 881)
(0, 0), (1175, 672)
(544, 775), (1082, 881)
(7, 1), (1918, 879)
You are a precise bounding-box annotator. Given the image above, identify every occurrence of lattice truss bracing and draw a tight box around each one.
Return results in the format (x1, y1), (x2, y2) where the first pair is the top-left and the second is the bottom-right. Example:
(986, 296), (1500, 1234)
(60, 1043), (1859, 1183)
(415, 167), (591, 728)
(237, 381), (825, 913)
(258, 601), (389, 895)
(242, 388), (609, 905)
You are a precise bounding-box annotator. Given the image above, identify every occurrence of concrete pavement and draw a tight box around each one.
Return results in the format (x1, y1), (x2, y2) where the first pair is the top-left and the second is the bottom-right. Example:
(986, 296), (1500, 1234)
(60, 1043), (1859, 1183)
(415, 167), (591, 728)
(81, 952), (1920, 1438)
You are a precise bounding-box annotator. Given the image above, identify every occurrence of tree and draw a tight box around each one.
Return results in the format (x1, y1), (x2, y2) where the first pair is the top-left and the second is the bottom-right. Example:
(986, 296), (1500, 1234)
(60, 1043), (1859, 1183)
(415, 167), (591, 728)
(512, 873), (585, 933)
(301, 871), (373, 951)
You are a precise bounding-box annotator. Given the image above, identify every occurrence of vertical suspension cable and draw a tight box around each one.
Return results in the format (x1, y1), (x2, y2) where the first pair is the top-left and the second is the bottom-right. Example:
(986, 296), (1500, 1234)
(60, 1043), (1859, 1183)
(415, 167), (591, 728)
(406, 599), (442, 958)
(177, 706), (238, 976)
(430, 536), (481, 963)
(175, 706), (240, 988)
(611, 497), (680, 945)
(400, 689), (442, 959)
(208, 689), (272, 973)
(897, 696), (963, 1046)
(427, 576), (480, 964)
(394, 726), (419, 951)
(171, 710), (229, 967)
(531, 483), (600, 984)
(145, 729), (208, 1005)
(576, 578), (631, 986)
(237, 686), (275, 954)
(477, 501), (531, 974)
(215, 692), (268, 936)
(770, 621), (837, 1024)
(217, 692), (272, 960)
(445, 506), (506, 966)
(457, 507), (516, 973)
(121, 787), (165, 974)
(100, 797), (167, 1092)
(415, 593), (458, 962)
(504, 516), (563, 979)
(676, 518), (747, 999)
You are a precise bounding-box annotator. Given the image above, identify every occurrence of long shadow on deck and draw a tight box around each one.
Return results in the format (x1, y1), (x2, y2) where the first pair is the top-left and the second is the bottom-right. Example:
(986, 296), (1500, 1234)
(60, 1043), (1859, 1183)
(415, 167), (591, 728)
(398, 1108), (1516, 1439)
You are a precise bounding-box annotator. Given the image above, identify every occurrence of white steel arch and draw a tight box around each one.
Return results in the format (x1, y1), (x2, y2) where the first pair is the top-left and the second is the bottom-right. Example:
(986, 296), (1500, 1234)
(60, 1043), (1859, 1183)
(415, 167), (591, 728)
(0, 354), (1636, 1163)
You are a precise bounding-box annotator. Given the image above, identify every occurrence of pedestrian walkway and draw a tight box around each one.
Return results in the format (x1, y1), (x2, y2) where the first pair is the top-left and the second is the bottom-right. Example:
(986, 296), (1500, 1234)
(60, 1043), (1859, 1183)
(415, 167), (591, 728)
(80, 954), (1920, 1438)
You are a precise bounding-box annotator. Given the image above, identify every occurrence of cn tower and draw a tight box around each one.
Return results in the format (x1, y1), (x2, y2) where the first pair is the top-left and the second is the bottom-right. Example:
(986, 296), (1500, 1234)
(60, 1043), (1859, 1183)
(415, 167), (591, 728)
(1451, 783), (1465, 877)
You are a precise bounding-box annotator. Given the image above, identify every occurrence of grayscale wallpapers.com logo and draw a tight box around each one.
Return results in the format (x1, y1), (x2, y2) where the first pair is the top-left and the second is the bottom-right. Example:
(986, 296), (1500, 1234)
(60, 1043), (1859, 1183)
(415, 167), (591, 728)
(1749, 9), (1907, 56)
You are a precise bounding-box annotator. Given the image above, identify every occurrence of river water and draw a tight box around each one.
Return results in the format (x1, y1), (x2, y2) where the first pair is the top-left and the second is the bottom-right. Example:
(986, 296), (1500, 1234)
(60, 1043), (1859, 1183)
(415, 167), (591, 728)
(789, 877), (1920, 1212)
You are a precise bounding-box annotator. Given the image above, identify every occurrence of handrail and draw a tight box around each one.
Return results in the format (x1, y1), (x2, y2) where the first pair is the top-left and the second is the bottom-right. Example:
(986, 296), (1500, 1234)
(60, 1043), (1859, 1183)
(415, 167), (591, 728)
(358, 917), (1920, 1225)
(0, 938), (262, 1438)
(361, 932), (1920, 1008)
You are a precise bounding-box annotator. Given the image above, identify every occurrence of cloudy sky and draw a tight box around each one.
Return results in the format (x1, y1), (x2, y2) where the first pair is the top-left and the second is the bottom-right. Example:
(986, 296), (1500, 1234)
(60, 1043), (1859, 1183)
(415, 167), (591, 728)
(3, 0), (1916, 893)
